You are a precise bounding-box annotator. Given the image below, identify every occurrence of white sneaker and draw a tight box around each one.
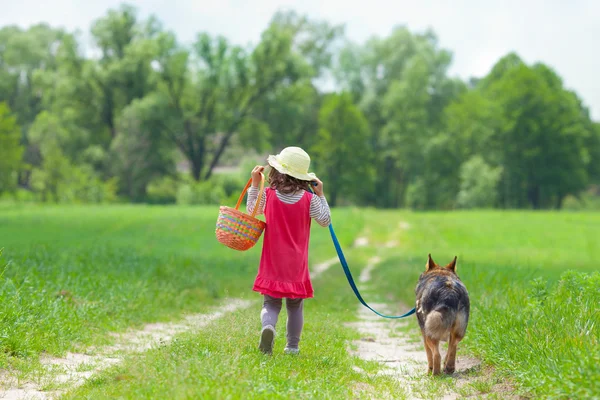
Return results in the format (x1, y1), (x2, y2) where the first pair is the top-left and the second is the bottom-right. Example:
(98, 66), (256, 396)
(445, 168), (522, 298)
(259, 325), (275, 354)
(284, 347), (300, 355)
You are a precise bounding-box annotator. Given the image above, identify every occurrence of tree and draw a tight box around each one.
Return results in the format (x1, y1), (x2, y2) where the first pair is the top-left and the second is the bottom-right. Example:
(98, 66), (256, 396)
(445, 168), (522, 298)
(422, 90), (504, 209)
(482, 57), (591, 209)
(312, 93), (373, 206)
(0, 24), (70, 187)
(252, 12), (343, 153)
(32, 34), (111, 167)
(111, 93), (176, 201)
(587, 123), (600, 185)
(335, 27), (464, 208)
(0, 24), (66, 127)
(154, 21), (313, 181)
(0, 103), (23, 194)
(252, 81), (321, 152)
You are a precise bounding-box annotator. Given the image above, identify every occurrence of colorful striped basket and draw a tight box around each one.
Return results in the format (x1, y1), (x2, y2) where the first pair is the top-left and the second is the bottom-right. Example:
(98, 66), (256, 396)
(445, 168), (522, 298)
(215, 175), (266, 251)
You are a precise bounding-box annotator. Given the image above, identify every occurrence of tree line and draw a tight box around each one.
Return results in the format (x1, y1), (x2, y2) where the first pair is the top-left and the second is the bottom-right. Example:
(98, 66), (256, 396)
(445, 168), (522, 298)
(1, 4), (599, 209)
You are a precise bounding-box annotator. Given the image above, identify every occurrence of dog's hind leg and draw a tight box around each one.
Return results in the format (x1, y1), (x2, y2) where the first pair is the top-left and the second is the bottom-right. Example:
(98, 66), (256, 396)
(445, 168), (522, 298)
(422, 335), (433, 373)
(444, 333), (460, 374)
(445, 311), (467, 374)
(425, 336), (441, 375)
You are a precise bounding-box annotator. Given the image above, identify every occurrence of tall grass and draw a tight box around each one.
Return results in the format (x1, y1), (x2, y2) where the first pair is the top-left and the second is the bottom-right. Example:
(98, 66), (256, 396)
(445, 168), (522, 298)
(369, 211), (600, 398)
(2, 206), (598, 398)
(0, 204), (363, 369)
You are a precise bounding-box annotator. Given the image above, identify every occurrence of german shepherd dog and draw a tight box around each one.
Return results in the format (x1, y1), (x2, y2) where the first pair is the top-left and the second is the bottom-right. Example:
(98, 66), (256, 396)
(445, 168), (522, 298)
(415, 254), (470, 375)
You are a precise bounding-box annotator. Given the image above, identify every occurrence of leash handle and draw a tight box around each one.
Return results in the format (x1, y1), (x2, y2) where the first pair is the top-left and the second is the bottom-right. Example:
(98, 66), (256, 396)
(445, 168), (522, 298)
(328, 224), (416, 319)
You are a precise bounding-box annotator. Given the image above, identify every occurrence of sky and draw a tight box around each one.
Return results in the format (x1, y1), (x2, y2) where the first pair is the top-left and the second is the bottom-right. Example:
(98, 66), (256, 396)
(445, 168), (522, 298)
(1, 0), (599, 120)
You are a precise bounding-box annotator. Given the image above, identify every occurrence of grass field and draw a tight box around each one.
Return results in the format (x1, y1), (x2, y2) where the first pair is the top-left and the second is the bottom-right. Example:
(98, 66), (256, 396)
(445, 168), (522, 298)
(1, 204), (599, 399)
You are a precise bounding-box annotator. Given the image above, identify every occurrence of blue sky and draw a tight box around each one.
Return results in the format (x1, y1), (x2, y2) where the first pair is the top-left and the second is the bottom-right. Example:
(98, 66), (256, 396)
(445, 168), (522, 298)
(2, 0), (599, 119)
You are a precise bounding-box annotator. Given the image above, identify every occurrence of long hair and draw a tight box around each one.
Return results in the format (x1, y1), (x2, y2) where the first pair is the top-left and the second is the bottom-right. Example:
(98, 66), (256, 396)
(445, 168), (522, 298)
(268, 167), (310, 194)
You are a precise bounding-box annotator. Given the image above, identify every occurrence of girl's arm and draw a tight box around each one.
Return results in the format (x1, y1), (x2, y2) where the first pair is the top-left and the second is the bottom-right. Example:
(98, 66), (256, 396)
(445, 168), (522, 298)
(247, 187), (266, 215)
(248, 165), (266, 215)
(310, 194), (331, 227)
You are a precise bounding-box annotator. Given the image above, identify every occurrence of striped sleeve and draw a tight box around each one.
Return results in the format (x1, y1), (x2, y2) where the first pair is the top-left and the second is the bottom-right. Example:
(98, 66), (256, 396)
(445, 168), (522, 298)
(310, 194), (331, 227)
(246, 186), (266, 215)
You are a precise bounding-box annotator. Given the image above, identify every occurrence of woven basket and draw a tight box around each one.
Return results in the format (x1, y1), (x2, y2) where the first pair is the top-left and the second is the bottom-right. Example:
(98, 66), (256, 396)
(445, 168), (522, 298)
(215, 175), (266, 251)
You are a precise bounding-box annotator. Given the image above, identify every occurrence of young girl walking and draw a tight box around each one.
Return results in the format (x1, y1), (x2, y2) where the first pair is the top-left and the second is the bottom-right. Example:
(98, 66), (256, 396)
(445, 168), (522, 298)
(246, 146), (331, 355)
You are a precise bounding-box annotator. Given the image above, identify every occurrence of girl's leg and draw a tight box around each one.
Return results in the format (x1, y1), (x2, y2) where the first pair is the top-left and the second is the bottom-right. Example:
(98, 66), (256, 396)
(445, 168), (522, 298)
(285, 298), (304, 351)
(261, 295), (282, 328)
(260, 295), (282, 354)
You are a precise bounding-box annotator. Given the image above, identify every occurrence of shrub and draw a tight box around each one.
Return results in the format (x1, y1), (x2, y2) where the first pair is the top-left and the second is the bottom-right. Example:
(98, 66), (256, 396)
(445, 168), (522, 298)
(456, 156), (502, 209)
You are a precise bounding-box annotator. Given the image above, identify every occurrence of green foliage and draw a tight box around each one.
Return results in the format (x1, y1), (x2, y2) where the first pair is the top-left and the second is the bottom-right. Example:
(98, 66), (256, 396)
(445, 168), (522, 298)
(368, 210), (600, 399)
(335, 27), (465, 208)
(456, 156), (503, 209)
(586, 123), (600, 184)
(1, 8), (600, 209)
(146, 171), (247, 206)
(251, 81), (320, 151)
(30, 156), (117, 204)
(480, 58), (591, 209)
(0, 103), (23, 193)
(111, 93), (176, 201)
(562, 186), (600, 210)
(312, 93), (373, 206)
(176, 181), (227, 206)
(405, 178), (427, 210)
(145, 176), (178, 204)
(211, 173), (246, 199)
(0, 206), (260, 362)
(0, 205), (362, 370)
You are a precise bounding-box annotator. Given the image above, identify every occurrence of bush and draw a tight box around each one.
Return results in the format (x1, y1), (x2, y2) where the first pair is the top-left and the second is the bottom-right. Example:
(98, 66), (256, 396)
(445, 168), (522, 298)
(211, 173), (246, 198)
(562, 187), (600, 211)
(0, 188), (36, 203)
(405, 178), (427, 210)
(31, 162), (118, 204)
(146, 176), (178, 204)
(176, 181), (226, 205)
(456, 156), (502, 209)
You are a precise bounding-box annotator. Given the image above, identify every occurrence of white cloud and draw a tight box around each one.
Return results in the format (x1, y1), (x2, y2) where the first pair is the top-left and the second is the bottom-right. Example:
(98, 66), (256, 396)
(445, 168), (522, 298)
(1, 0), (599, 119)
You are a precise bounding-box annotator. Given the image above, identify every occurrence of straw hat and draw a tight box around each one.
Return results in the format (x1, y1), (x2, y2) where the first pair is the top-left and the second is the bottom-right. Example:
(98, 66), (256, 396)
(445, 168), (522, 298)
(267, 147), (317, 181)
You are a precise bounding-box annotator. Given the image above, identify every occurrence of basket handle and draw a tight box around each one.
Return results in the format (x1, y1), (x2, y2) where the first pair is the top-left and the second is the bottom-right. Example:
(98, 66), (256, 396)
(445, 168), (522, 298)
(235, 173), (265, 218)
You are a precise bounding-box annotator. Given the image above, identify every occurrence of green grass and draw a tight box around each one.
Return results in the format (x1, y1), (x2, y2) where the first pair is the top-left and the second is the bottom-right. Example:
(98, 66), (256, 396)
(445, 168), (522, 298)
(60, 254), (404, 399)
(369, 211), (600, 399)
(0, 204), (363, 367)
(1, 206), (599, 399)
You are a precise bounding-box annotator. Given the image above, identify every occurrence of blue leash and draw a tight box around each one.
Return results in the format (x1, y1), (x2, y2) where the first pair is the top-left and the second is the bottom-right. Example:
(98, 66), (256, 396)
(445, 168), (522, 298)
(308, 184), (415, 319)
(327, 223), (416, 319)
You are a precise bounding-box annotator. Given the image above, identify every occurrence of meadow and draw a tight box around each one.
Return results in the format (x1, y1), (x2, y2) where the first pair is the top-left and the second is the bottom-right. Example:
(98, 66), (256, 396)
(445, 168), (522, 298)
(0, 204), (598, 399)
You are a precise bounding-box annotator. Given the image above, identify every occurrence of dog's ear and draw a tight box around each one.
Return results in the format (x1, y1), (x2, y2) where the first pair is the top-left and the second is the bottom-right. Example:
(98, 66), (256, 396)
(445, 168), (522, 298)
(446, 256), (458, 272)
(426, 254), (437, 271)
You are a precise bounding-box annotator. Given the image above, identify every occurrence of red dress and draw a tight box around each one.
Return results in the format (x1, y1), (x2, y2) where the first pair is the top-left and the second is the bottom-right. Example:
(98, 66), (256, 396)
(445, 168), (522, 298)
(253, 188), (314, 299)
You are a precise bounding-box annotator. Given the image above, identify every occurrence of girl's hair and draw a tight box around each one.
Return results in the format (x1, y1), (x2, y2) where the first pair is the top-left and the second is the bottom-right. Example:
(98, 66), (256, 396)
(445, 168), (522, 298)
(268, 168), (310, 194)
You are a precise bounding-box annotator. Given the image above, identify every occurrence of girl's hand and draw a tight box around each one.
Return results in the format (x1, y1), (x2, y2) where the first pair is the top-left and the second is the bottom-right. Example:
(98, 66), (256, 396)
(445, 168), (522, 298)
(312, 178), (324, 196)
(251, 165), (265, 187)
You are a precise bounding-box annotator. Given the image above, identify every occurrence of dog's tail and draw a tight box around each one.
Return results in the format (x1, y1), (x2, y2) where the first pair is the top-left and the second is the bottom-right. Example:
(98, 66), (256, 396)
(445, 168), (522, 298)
(424, 306), (456, 341)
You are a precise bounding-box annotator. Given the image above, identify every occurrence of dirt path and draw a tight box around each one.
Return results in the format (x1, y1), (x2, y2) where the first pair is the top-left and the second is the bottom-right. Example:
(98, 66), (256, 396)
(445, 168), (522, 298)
(310, 236), (369, 280)
(348, 250), (516, 399)
(311, 257), (339, 279)
(0, 299), (252, 400)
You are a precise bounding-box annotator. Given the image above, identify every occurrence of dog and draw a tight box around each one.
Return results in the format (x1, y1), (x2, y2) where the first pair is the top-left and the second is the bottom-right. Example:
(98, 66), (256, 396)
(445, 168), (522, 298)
(415, 254), (470, 375)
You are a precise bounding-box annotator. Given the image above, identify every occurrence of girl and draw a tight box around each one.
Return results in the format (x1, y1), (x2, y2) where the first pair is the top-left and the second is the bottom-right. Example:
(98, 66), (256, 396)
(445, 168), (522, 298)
(247, 146), (331, 355)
